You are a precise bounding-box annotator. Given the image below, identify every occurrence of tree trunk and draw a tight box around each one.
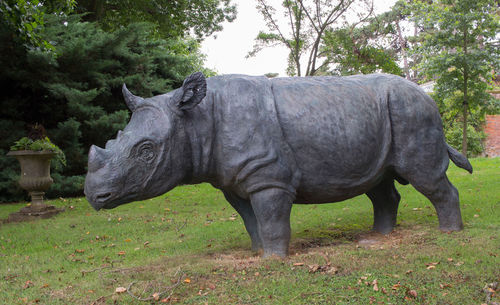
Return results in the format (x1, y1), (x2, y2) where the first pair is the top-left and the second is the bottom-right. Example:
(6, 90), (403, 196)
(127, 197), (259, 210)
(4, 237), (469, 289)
(462, 67), (468, 156)
(396, 21), (410, 80)
(462, 102), (468, 156)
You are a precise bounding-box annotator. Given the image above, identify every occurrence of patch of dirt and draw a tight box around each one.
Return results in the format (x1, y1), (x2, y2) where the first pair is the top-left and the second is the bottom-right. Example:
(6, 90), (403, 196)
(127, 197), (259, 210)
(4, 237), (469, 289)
(288, 227), (433, 255)
(211, 252), (261, 268)
(355, 228), (433, 249)
(93, 227), (437, 289)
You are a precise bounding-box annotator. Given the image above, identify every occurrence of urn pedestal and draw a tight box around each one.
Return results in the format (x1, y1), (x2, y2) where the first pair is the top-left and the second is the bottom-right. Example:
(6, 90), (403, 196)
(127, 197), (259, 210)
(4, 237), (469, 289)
(6, 150), (63, 222)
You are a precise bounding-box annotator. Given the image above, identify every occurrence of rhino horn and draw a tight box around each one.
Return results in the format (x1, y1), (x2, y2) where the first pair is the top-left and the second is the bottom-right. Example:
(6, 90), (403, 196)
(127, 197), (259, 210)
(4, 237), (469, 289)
(88, 145), (109, 173)
(122, 84), (143, 112)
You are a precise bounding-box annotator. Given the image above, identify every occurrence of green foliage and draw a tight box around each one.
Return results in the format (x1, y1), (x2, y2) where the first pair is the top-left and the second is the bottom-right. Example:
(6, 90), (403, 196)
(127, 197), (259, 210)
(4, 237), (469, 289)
(409, 0), (499, 155)
(11, 136), (56, 152)
(0, 0), (75, 50)
(0, 14), (212, 202)
(322, 27), (402, 76)
(434, 91), (495, 157)
(75, 0), (236, 39)
(445, 124), (485, 157)
(0, 120), (27, 203)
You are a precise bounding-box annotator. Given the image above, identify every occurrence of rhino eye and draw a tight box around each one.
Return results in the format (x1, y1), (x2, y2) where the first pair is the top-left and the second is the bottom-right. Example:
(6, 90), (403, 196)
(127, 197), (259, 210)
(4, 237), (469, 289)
(135, 141), (156, 163)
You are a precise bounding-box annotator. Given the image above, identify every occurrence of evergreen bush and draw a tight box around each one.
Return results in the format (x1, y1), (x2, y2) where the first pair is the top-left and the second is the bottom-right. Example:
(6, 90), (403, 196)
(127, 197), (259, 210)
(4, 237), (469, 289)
(0, 14), (212, 202)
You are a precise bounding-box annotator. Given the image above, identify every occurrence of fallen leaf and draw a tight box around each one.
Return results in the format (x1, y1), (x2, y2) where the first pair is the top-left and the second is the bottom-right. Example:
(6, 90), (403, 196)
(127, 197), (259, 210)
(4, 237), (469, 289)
(144, 241), (150, 246)
(326, 266), (339, 274)
(152, 292), (160, 301)
(406, 270), (413, 274)
(447, 258), (454, 262)
(474, 214), (479, 218)
(293, 262), (304, 266)
(115, 287), (127, 293)
(117, 251), (126, 256)
(309, 264), (320, 273)
(392, 284), (401, 290)
(23, 280), (33, 289)
(184, 278), (191, 283)
(407, 290), (417, 298)
(75, 249), (85, 253)
(124, 238), (131, 242)
(372, 279), (379, 291)
(381, 287), (387, 294)
(426, 265), (436, 269)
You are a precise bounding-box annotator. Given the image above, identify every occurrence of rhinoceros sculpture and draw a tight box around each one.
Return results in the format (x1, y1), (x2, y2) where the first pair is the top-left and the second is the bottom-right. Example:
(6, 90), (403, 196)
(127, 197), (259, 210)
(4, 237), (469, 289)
(85, 72), (472, 257)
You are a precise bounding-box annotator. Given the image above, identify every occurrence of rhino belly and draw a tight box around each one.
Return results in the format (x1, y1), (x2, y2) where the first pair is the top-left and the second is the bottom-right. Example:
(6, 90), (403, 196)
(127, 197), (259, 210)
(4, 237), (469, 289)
(271, 76), (392, 204)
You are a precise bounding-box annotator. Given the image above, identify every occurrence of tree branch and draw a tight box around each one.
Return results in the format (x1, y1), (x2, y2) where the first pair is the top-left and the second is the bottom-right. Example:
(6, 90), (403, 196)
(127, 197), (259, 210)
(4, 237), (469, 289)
(256, 0), (292, 50)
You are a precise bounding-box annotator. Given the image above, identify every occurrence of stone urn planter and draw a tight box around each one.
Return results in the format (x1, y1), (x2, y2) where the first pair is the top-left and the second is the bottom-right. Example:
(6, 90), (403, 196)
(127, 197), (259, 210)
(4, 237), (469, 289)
(6, 150), (63, 222)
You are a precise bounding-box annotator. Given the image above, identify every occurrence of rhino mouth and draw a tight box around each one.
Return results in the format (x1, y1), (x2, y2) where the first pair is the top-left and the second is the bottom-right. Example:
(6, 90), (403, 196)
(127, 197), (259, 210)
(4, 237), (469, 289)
(90, 191), (140, 210)
(95, 192), (113, 203)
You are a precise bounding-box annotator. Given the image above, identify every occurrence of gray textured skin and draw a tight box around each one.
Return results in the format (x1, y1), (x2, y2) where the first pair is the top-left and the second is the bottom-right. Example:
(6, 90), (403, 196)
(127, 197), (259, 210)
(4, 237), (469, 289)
(85, 72), (473, 257)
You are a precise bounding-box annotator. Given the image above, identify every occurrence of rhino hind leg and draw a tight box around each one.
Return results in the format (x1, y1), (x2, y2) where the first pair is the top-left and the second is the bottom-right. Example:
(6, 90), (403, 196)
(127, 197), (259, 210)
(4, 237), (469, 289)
(250, 188), (293, 257)
(222, 191), (263, 252)
(366, 179), (400, 234)
(408, 175), (463, 232)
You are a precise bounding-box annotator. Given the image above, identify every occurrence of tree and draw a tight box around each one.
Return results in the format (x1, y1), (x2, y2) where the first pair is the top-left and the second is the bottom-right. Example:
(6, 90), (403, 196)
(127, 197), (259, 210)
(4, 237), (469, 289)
(321, 13), (403, 76)
(74, 0), (237, 39)
(248, 0), (373, 76)
(0, 0), (75, 50)
(0, 15), (213, 202)
(410, 0), (499, 155)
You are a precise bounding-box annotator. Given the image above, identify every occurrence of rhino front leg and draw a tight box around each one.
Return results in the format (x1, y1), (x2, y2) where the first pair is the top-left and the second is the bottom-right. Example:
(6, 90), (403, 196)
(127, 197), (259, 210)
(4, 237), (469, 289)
(366, 179), (400, 234)
(222, 190), (263, 252)
(250, 188), (293, 257)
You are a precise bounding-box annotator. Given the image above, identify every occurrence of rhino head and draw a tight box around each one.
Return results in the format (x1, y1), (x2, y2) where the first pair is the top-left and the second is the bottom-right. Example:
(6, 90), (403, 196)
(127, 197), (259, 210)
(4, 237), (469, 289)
(84, 72), (207, 210)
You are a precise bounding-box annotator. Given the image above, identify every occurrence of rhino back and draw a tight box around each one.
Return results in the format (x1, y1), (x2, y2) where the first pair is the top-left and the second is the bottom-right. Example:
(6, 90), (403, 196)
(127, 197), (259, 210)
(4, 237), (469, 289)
(271, 74), (393, 202)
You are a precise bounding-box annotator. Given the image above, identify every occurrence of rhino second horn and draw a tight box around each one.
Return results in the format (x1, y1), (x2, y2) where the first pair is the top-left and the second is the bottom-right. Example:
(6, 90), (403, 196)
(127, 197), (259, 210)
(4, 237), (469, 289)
(122, 84), (143, 112)
(88, 145), (108, 173)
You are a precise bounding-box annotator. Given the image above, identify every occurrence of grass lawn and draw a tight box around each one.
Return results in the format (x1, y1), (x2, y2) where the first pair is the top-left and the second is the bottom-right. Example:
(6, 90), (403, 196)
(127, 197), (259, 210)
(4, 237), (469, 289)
(0, 158), (499, 304)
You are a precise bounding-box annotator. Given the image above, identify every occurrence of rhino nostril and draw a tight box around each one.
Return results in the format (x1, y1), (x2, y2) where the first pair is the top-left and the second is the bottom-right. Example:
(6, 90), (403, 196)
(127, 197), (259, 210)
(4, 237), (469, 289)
(95, 192), (112, 203)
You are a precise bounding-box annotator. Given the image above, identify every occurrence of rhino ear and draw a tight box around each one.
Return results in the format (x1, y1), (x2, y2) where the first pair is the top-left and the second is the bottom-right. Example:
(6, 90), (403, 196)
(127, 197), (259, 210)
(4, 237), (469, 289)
(175, 72), (207, 111)
(122, 84), (143, 112)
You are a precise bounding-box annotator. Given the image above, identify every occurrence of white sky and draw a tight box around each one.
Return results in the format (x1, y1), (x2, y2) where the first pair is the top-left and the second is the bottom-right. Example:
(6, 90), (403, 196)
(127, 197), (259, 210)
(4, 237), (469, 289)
(201, 0), (398, 76)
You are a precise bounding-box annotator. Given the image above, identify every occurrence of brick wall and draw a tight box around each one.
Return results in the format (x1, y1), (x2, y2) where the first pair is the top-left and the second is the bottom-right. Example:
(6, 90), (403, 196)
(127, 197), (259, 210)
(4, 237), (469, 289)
(484, 115), (500, 157)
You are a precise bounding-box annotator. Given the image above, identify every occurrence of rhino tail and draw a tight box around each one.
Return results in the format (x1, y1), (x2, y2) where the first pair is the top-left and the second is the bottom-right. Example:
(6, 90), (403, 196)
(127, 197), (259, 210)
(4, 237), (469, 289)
(446, 144), (473, 174)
